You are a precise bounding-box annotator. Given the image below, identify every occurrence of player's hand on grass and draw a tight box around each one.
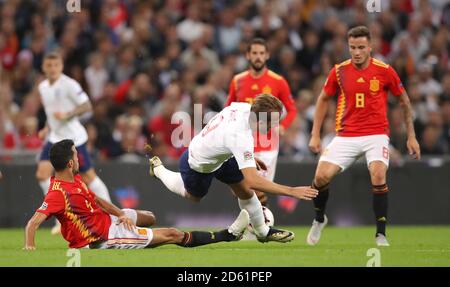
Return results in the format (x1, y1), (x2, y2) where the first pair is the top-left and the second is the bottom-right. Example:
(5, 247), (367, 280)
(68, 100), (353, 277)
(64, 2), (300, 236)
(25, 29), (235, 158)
(407, 137), (421, 160)
(23, 245), (36, 251)
(290, 186), (318, 200)
(117, 215), (136, 231)
(309, 135), (322, 154)
(255, 158), (267, 171)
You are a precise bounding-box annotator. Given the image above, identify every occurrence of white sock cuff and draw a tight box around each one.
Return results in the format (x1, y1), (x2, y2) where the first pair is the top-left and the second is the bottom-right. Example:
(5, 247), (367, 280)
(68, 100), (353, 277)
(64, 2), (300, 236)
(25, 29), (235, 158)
(238, 193), (261, 212)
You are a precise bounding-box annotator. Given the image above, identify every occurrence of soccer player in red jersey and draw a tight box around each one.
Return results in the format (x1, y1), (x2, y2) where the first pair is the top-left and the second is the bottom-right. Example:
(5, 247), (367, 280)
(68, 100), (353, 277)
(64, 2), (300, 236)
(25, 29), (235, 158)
(24, 139), (251, 250)
(226, 38), (298, 213)
(306, 26), (421, 247)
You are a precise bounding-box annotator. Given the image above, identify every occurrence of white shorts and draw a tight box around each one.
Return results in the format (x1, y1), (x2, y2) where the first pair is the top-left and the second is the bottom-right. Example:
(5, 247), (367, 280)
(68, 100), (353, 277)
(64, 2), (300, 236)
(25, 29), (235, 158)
(319, 135), (390, 172)
(254, 150), (279, 181)
(90, 209), (153, 249)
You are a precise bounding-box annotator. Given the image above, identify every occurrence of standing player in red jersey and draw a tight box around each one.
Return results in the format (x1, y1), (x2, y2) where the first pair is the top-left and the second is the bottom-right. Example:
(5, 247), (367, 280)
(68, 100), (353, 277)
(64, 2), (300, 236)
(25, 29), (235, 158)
(24, 139), (251, 250)
(226, 38), (298, 213)
(306, 26), (421, 247)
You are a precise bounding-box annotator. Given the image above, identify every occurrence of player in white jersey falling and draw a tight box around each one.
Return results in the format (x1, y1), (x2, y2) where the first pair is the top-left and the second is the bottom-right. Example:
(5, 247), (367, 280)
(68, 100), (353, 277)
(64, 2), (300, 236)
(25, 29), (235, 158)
(148, 94), (318, 243)
(36, 52), (111, 234)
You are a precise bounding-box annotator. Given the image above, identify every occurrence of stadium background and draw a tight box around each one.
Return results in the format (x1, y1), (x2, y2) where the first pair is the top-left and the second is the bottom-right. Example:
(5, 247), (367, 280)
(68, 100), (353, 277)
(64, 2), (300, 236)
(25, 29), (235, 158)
(0, 0), (450, 228)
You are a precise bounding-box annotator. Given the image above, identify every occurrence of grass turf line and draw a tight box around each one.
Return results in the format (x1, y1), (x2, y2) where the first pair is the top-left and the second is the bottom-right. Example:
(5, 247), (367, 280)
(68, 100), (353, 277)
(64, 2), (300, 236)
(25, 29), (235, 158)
(2, 226), (449, 267)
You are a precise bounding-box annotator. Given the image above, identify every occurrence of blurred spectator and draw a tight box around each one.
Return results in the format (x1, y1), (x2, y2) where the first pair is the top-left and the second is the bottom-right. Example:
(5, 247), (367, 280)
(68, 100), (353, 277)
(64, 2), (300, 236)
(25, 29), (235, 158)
(18, 116), (42, 150)
(180, 37), (221, 79)
(421, 125), (448, 155)
(391, 14), (429, 66)
(84, 52), (108, 102)
(442, 98), (450, 151)
(176, 4), (205, 44)
(214, 6), (242, 57)
(11, 49), (38, 103)
(0, 0), (449, 161)
(417, 62), (442, 107)
(148, 95), (186, 160)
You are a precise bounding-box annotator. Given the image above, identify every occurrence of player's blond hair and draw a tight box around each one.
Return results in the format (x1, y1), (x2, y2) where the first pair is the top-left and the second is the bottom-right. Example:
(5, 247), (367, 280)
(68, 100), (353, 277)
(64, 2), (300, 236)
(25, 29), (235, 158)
(43, 51), (63, 61)
(251, 94), (283, 122)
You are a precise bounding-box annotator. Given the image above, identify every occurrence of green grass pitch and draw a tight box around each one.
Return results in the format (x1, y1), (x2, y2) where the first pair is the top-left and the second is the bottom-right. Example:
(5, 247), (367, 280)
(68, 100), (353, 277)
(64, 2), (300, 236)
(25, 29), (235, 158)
(1, 226), (449, 267)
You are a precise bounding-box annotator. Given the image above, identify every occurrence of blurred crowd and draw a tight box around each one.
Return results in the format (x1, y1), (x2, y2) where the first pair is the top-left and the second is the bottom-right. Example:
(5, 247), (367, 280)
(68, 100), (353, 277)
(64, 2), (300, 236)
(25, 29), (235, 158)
(0, 0), (450, 163)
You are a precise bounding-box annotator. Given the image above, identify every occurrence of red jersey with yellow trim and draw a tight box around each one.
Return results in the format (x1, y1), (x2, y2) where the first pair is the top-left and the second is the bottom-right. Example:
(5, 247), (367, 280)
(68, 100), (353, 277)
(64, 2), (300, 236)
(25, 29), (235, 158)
(36, 174), (111, 248)
(323, 58), (405, 137)
(226, 69), (297, 152)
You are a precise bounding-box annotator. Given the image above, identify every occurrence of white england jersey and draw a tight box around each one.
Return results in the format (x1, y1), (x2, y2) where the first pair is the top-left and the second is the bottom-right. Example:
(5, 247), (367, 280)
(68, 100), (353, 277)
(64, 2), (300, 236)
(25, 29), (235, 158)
(38, 74), (89, 146)
(188, 102), (256, 173)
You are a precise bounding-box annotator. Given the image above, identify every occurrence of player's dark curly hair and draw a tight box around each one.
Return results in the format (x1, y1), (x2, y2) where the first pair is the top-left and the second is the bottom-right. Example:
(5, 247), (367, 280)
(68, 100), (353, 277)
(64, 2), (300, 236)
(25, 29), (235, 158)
(347, 26), (371, 40)
(49, 139), (75, 171)
(247, 38), (268, 52)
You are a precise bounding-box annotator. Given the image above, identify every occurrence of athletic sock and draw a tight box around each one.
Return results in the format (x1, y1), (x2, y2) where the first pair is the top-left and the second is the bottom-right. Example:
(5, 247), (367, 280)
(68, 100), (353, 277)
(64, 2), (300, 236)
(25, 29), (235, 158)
(312, 180), (330, 223)
(372, 183), (388, 236)
(238, 193), (269, 237)
(39, 178), (51, 196)
(88, 176), (112, 202)
(153, 165), (187, 198)
(177, 230), (236, 247)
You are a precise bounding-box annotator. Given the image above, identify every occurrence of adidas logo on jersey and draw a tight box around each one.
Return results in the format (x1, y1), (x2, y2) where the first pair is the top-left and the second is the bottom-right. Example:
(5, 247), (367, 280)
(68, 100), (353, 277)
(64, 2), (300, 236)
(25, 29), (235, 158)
(357, 77), (365, 83)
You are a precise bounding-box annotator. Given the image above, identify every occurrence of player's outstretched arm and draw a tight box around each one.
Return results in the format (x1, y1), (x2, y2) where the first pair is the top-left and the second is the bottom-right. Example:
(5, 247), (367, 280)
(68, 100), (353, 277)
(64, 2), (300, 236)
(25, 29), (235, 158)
(94, 196), (136, 231)
(399, 92), (421, 160)
(241, 167), (318, 200)
(24, 212), (48, 250)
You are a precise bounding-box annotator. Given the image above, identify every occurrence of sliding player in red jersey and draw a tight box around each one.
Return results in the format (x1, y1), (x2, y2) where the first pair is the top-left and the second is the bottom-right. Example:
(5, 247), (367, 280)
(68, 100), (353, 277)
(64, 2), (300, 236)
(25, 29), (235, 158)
(306, 26), (421, 247)
(24, 139), (251, 250)
(226, 38), (298, 214)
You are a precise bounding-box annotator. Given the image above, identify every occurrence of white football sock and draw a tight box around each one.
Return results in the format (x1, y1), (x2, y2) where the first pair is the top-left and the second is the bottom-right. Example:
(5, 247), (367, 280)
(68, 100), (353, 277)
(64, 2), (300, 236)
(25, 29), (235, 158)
(39, 178), (51, 196)
(154, 165), (187, 198)
(239, 193), (269, 237)
(88, 176), (111, 202)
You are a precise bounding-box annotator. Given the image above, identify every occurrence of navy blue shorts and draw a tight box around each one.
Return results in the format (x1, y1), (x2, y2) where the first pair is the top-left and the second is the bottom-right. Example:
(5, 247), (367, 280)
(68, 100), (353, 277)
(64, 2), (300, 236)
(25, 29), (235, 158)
(179, 149), (244, 198)
(39, 142), (93, 173)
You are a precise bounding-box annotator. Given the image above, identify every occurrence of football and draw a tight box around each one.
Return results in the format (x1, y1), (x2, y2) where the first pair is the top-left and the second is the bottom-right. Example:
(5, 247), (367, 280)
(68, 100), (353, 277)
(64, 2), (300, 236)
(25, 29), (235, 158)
(262, 206), (274, 227)
(247, 206), (275, 234)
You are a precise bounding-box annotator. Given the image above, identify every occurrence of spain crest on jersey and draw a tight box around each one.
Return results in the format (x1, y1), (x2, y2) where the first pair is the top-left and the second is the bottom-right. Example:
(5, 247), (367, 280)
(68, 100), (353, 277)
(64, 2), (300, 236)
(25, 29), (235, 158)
(262, 85), (272, 94)
(370, 79), (380, 92)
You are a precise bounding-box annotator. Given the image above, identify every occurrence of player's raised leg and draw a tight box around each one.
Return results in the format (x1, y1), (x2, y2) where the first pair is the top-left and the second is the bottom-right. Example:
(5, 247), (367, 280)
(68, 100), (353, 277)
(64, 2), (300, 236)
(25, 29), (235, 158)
(307, 161), (340, 245)
(148, 155), (201, 202)
(149, 156), (188, 198)
(368, 160), (390, 247)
